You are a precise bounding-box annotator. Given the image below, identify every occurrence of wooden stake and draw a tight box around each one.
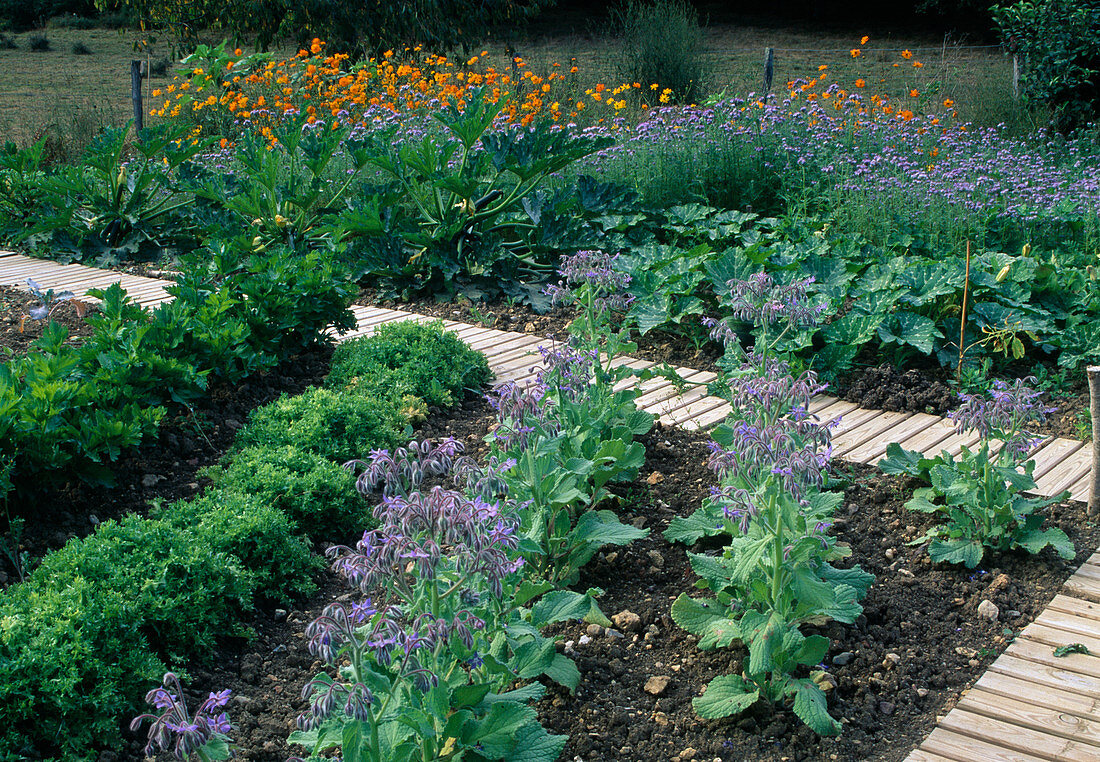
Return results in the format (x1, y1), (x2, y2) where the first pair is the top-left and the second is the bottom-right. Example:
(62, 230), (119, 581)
(1088, 365), (1100, 515)
(957, 240), (971, 384)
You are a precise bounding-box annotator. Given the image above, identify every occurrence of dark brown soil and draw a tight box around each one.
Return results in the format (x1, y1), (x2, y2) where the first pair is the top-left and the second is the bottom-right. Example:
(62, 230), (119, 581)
(0, 345), (334, 587)
(123, 392), (1100, 762)
(0, 284), (98, 357)
(837, 362), (1091, 442)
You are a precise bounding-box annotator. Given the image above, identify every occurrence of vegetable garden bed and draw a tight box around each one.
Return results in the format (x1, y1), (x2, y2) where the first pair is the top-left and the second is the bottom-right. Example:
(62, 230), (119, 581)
(100, 394), (1100, 762)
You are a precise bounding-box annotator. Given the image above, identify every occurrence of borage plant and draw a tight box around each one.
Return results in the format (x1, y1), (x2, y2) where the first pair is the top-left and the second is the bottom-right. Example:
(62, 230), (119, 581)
(291, 440), (571, 762)
(880, 377), (1073, 568)
(668, 274), (870, 736)
(130, 673), (233, 761)
(483, 251), (657, 588)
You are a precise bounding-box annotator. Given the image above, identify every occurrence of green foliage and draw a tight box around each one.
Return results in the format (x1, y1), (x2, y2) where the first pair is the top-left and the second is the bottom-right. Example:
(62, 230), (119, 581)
(613, 0), (706, 105)
(31, 514), (256, 658)
(879, 442), (1073, 567)
(16, 123), (213, 264)
(218, 0), (551, 59)
(157, 492), (322, 604)
(992, 0), (1100, 132)
(0, 578), (165, 760)
(328, 320), (491, 407)
(201, 445), (366, 539)
(0, 0), (96, 30)
(234, 386), (407, 462)
(343, 95), (613, 301)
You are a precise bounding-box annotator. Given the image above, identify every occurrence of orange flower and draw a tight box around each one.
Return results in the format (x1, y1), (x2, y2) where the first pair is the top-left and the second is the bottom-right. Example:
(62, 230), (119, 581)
(850, 49), (861, 58)
(901, 49), (913, 59)
(943, 98), (954, 107)
(860, 35), (870, 45)
(912, 61), (924, 68)
(909, 89), (919, 97)
(818, 64), (828, 71)
(855, 79), (866, 88)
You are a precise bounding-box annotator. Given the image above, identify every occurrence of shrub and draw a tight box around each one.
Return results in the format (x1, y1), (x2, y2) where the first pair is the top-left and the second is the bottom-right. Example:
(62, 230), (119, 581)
(993, 0), (1100, 132)
(328, 320), (492, 407)
(149, 55), (171, 77)
(27, 33), (49, 50)
(0, 33), (15, 49)
(613, 0), (705, 105)
(233, 386), (406, 462)
(70, 40), (90, 54)
(48, 12), (95, 27)
(200, 445), (367, 539)
(157, 492), (321, 603)
(0, 579), (166, 759)
(29, 514), (256, 659)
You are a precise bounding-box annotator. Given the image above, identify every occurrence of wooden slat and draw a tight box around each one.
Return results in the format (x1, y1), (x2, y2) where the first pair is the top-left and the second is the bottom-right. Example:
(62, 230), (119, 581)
(807, 394), (840, 415)
(1003, 637), (1100, 680)
(633, 372), (711, 410)
(832, 410), (914, 460)
(1065, 575), (1100, 605)
(1030, 438), (1090, 481)
(843, 412), (942, 464)
(1070, 471), (1093, 503)
(892, 418), (959, 457)
(1020, 623), (1100, 660)
(974, 671), (1100, 723)
(1048, 596), (1100, 621)
(812, 399), (860, 425)
(939, 708), (1100, 762)
(672, 401), (733, 431)
(919, 726), (1052, 762)
(957, 686), (1100, 748)
(1036, 609), (1100, 642)
(907, 745), (969, 762)
(1036, 449), (1095, 497)
(990, 652), (1100, 701)
(650, 379), (718, 418)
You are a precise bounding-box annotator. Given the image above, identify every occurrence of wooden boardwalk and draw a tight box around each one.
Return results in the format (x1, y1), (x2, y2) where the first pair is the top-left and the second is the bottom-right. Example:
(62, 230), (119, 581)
(3, 251), (1098, 761)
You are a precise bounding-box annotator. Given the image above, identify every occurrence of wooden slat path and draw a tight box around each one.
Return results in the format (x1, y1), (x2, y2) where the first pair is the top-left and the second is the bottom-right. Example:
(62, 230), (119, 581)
(3, 251), (1099, 762)
(0, 252), (173, 305)
(1, 249), (1091, 498)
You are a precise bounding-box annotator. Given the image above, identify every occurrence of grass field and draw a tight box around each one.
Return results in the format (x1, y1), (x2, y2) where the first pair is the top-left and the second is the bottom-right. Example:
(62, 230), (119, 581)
(0, 22), (1033, 154)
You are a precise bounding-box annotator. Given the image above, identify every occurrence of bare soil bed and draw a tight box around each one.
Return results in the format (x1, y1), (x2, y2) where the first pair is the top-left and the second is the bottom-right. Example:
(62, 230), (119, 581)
(116, 391), (1100, 762)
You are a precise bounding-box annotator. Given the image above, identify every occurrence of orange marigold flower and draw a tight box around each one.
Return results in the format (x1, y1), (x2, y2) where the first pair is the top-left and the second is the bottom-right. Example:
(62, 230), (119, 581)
(912, 61), (924, 68)
(850, 49), (861, 58)
(569, 66), (578, 73)
(901, 49), (913, 59)
(860, 35), (870, 45)
(909, 89), (919, 97)
(818, 64), (828, 71)
(943, 98), (954, 107)
(234, 48), (242, 56)
(855, 79), (866, 88)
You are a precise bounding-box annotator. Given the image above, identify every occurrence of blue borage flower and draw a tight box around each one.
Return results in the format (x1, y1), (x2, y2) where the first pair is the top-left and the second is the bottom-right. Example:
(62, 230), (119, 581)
(130, 673), (232, 760)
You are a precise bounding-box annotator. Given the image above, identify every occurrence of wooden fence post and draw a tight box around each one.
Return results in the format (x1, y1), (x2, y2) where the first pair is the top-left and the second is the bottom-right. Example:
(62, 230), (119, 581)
(1088, 365), (1099, 515)
(762, 47), (774, 100)
(131, 59), (144, 135)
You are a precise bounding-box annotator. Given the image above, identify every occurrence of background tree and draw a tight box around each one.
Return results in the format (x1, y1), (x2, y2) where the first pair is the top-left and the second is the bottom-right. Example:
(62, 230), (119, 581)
(992, 0), (1100, 132)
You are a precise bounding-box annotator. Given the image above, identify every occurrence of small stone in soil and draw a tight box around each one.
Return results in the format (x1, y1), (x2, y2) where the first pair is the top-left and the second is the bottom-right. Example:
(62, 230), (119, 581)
(833, 651), (854, 666)
(586, 623), (603, 637)
(977, 599), (1000, 621)
(644, 675), (671, 696)
(613, 610), (642, 632)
